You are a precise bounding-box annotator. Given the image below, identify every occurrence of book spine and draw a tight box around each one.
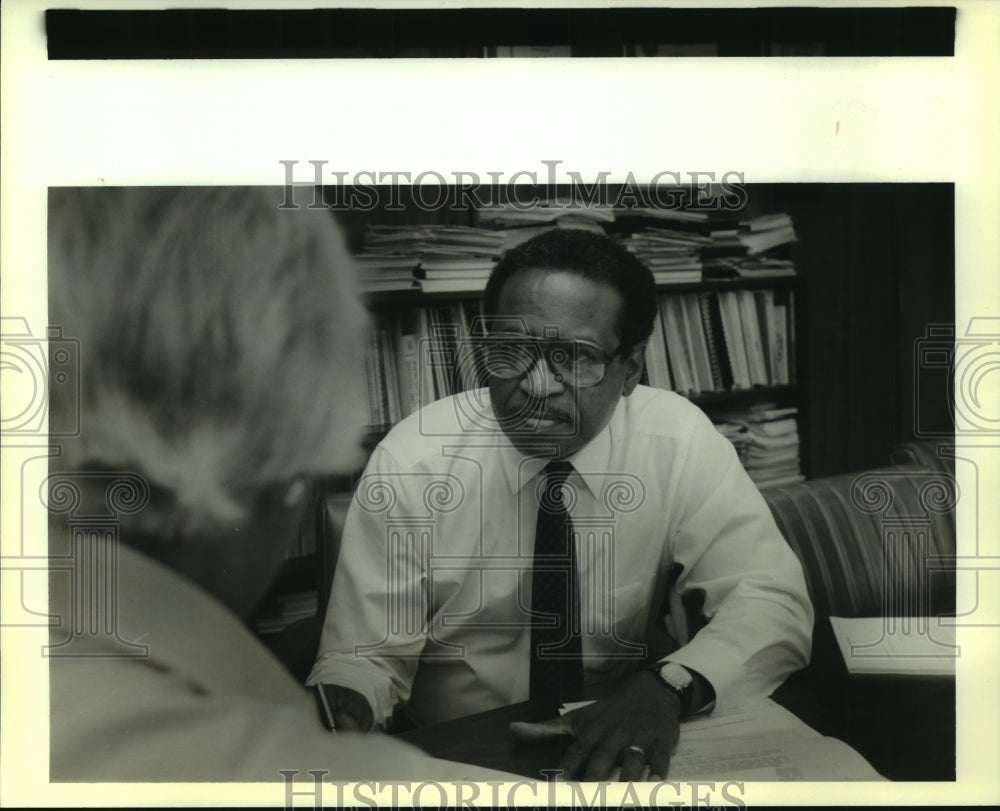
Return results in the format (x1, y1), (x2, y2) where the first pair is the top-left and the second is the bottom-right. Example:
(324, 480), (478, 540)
(737, 290), (768, 386)
(683, 293), (716, 393)
(362, 329), (379, 428)
(772, 303), (788, 386)
(699, 293), (726, 391)
(427, 308), (450, 399)
(786, 290), (797, 384)
(416, 307), (436, 407)
(438, 304), (463, 395)
(752, 290), (776, 385)
(367, 328), (387, 428)
(452, 300), (477, 392)
(643, 309), (673, 391)
(379, 324), (401, 426)
(707, 292), (736, 390)
(720, 291), (751, 389)
(674, 295), (703, 395)
(660, 295), (694, 396)
(463, 300), (489, 388)
(391, 312), (414, 419)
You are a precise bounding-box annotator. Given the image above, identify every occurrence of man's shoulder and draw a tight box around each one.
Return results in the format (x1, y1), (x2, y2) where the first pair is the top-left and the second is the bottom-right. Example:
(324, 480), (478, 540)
(621, 385), (715, 440)
(377, 390), (500, 467)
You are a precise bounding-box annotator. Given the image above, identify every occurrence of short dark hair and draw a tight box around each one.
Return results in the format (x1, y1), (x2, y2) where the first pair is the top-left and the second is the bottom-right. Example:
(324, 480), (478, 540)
(482, 228), (657, 355)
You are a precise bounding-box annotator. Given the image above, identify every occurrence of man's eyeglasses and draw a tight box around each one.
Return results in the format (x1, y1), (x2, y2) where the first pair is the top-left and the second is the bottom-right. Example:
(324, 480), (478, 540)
(479, 333), (618, 389)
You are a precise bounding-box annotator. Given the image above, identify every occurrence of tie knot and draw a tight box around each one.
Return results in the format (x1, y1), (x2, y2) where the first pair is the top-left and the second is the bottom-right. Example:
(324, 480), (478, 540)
(541, 461), (574, 510)
(544, 460), (574, 477)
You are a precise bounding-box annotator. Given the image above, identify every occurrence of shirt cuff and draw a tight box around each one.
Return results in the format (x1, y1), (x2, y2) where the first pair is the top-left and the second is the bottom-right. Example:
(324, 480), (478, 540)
(656, 641), (747, 714)
(306, 655), (397, 727)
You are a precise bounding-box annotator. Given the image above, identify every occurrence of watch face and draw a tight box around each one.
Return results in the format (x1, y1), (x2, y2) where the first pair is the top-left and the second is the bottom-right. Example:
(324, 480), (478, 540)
(659, 663), (693, 691)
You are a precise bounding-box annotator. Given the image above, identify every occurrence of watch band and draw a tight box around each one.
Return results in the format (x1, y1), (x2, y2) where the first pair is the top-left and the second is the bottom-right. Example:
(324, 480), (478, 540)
(645, 661), (695, 718)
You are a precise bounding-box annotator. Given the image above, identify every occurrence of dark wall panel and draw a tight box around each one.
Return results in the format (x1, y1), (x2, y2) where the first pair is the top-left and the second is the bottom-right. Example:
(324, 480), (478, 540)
(776, 184), (953, 477)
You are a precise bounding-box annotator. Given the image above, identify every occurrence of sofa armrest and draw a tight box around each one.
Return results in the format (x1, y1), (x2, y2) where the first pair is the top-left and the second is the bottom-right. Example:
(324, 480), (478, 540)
(889, 440), (955, 475)
(763, 466), (956, 618)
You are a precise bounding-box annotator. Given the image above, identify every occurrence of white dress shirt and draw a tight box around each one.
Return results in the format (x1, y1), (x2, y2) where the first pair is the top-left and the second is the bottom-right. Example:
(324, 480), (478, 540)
(308, 386), (813, 726)
(48, 533), (512, 781)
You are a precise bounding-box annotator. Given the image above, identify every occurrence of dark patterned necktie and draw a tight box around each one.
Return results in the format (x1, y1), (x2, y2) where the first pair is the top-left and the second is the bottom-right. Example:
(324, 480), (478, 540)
(529, 460), (584, 705)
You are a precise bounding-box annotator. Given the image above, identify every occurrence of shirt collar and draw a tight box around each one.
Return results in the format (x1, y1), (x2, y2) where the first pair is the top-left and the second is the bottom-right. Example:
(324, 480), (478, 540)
(498, 398), (622, 499)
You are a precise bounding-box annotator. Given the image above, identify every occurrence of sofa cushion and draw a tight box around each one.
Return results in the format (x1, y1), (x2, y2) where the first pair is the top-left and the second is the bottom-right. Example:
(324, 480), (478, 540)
(763, 465), (956, 618)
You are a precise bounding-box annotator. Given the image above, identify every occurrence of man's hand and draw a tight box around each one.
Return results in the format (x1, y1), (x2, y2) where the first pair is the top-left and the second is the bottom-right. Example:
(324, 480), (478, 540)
(508, 670), (681, 781)
(314, 683), (374, 732)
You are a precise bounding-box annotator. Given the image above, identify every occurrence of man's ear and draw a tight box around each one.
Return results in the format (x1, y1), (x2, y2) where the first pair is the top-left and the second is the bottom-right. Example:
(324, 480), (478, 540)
(622, 341), (647, 396)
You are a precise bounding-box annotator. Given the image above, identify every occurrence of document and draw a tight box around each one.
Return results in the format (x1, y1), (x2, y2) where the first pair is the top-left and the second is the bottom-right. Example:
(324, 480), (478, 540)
(829, 616), (958, 676)
(559, 698), (885, 781)
(669, 699), (885, 781)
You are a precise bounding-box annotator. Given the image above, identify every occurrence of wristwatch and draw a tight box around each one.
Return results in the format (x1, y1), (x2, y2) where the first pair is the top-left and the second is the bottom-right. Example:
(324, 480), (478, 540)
(648, 661), (695, 717)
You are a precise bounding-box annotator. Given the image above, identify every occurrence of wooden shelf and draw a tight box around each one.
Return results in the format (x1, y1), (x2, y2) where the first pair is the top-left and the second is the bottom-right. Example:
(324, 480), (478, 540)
(690, 384), (799, 408)
(364, 275), (801, 306)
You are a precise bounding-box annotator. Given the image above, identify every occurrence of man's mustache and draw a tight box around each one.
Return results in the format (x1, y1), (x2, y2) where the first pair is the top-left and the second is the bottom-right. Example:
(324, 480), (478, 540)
(497, 400), (574, 424)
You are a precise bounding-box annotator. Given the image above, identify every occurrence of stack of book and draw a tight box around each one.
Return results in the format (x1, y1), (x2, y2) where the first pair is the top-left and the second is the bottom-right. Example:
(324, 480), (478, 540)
(618, 228), (706, 284)
(476, 199), (615, 252)
(359, 224), (506, 294)
(712, 404), (804, 489)
(701, 213), (798, 279)
(644, 289), (796, 397)
(477, 198), (615, 231)
(706, 255), (797, 280)
(416, 255), (497, 294)
(612, 206), (711, 228)
(611, 207), (796, 281)
(353, 253), (418, 292)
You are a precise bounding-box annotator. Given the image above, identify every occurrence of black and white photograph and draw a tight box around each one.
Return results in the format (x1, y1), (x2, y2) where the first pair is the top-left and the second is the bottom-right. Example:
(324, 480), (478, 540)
(1, 1), (998, 808)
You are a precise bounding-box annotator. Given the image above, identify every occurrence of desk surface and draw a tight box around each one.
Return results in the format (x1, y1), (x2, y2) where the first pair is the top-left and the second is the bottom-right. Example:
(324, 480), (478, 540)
(396, 617), (955, 781)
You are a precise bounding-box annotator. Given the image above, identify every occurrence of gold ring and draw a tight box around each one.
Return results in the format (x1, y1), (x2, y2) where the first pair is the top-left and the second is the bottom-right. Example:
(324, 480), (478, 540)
(623, 744), (646, 759)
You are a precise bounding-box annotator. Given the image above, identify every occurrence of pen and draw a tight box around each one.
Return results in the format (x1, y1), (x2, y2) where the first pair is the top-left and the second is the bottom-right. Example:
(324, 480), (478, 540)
(313, 684), (338, 733)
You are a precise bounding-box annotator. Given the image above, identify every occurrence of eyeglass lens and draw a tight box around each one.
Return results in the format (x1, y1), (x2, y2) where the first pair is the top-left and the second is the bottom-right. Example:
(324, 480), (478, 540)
(481, 337), (607, 387)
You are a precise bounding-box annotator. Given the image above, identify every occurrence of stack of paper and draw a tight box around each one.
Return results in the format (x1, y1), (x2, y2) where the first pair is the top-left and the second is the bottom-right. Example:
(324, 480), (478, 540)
(713, 404), (804, 488)
(619, 228), (705, 284)
(477, 198), (615, 230)
(556, 698), (884, 781)
(359, 224), (505, 293)
(670, 699), (885, 781)
(830, 616), (958, 676)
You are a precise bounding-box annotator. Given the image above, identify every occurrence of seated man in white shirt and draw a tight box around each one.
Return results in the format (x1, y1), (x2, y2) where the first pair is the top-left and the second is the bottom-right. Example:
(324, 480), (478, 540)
(309, 227), (813, 781)
(45, 187), (509, 782)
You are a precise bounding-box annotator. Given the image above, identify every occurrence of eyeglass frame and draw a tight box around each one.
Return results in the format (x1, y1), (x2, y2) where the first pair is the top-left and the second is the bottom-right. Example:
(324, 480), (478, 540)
(477, 331), (623, 389)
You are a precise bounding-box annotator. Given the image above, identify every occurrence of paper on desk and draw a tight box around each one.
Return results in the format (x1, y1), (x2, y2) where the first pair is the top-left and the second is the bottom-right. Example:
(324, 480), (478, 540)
(670, 699), (885, 781)
(560, 697), (885, 781)
(830, 616), (957, 676)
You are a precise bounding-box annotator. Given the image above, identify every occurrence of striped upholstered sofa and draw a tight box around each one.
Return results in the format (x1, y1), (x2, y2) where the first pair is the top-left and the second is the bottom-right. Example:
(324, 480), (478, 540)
(761, 441), (957, 619)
